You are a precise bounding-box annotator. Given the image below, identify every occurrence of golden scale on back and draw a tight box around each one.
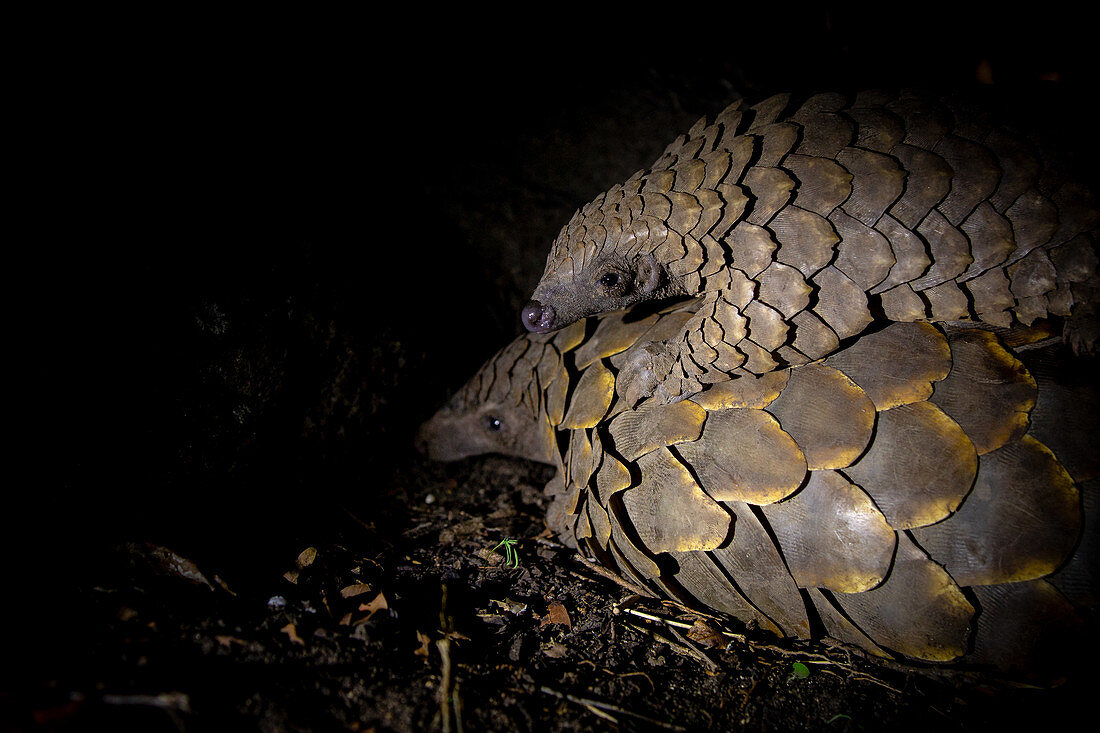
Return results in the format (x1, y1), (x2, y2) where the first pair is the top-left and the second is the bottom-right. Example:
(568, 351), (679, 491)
(419, 90), (1099, 677)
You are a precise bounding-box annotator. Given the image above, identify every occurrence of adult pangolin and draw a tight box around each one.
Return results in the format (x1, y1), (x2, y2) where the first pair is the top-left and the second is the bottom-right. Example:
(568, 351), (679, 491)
(419, 300), (1097, 677)
(520, 91), (1100, 404)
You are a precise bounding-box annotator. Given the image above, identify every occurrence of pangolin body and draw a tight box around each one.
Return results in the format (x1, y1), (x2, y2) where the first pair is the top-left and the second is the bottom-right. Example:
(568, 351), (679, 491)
(521, 90), (1100, 404)
(419, 302), (1097, 675)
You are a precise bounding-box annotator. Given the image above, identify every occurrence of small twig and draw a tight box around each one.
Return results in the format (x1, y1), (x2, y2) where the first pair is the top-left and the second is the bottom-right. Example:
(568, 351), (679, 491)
(611, 670), (656, 693)
(572, 554), (653, 596)
(581, 702), (619, 724)
(621, 607), (721, 672)
(621, 607), (695, 630)
(452, 679), (464, 733)
(579, 554), (913, 695)
(624, 621), (718, 673)
(102, 693), (190, 733)
(437, 583), (463, 733)
(437, 638), (453, 733)
(622, 604), (906, 693)
(538, 686), (687, 731)
(838, 667), (905, 695)
(101, 693), (191, 712)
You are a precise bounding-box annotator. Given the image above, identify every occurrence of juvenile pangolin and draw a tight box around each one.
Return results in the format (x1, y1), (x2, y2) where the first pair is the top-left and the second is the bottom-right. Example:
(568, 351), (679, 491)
(419, 302), (1097, 676)
(520, 91), (1100, 404)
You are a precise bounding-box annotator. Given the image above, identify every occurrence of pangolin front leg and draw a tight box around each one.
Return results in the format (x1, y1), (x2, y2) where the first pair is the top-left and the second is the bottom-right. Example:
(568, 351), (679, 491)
(615, 339), (684, 406)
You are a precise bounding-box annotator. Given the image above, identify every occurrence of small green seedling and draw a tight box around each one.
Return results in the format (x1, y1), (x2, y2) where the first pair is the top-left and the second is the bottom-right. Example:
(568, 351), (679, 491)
(492, 538), (520, 569)
(789, 661), (810, 680)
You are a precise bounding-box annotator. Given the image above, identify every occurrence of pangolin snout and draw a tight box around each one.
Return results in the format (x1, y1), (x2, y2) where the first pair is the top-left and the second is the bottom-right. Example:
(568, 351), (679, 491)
(521, 300), (556, 333)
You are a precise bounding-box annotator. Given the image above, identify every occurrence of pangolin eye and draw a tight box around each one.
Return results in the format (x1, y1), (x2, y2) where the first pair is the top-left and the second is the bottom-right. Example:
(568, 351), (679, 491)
(598, 272), (621, 289)
(486, 416), (502, 432)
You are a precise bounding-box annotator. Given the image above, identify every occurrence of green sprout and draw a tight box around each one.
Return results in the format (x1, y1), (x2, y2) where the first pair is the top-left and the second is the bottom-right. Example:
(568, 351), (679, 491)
(789, 661), (810, 680)
(492, 538), (520, 569)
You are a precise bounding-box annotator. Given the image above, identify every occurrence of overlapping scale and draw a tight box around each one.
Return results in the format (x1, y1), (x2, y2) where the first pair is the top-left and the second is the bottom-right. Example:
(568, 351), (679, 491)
(707, 501), (812, 638)
(668, 551), (784, 635)
(676, 407), (806, 504)
(810, 265), (874, 340)
(821, 322), (951, 409)
(807, 588), (890, 659)
(423, 301), (1093, 674)
(760, 470), (895, 592)
(835, 146), (906, 226)
(606, 397), (707, 462)
(620, 448), (733, 553)
(929, 329), (1036, 454)
(573, 309), (661, 369)
(436, 89), (1100, 672)
(965, 581), (1085, 672)
(844, 401), (978, 529)
(783, 154), (852, 216)
(771, 205), (839, 277)
(829, 534), (974, 662)
(560, 359), (614, 429)
(911, 436), (1080, 585)
(690, 369), (788, 410)
(765, 364), (875, 470)
(536, 90), (1096, 412)
(829, 209), (895, 291)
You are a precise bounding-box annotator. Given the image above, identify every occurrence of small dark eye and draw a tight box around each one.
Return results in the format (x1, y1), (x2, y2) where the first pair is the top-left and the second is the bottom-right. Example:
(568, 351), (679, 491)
(598, 272), (621, 288)
(486, 416), (502, 431)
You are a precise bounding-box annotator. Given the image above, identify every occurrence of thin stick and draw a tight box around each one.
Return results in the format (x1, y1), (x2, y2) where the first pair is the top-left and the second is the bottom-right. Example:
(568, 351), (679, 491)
(572, 555), (653, 596)
(621, 607), (695, 630)
(538, 687), (687, 731)
(437, 638), (453, 733)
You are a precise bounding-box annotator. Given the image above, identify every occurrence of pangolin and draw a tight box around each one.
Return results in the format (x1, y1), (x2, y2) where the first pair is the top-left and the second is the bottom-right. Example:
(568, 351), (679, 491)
(418, 302), (1097, 675)
(520, 90), (1100, 404)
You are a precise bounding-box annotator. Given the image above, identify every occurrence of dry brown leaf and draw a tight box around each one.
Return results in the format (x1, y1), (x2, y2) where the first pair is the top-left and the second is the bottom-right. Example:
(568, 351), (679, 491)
(211, 574), (235, 595)
(685, 619), (727, 649)
(126, 542), (215, 590)
(339, 583), (373, 599)
(414, 630), (432, 658)
(280, 623), (305, 646)
(490, 598), (528, 614)
(282, 570), (299, 584)
(215, 635), (245, 648)
(296, 547), (318, 568)
(540, 602), (571, 628)
(358, 591), (389, 619)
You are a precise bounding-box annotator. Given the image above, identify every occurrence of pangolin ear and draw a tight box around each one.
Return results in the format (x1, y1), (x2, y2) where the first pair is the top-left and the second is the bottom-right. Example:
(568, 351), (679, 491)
(637, 253), (662, 294)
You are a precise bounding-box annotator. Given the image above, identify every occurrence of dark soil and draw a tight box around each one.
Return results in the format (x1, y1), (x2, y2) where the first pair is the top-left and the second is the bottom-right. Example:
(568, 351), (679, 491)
(13, 12), (1098, 732)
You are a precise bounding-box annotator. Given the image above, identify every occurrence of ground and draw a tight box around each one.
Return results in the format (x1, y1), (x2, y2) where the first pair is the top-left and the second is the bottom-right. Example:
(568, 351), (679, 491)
(12, 456), (1094, 731)
(12, 13), (1098, 732)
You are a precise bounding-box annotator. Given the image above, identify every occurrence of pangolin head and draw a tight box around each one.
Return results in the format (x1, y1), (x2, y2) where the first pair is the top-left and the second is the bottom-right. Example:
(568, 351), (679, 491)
(521, 192), (686, 333)
(415, 339), (555, 464)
